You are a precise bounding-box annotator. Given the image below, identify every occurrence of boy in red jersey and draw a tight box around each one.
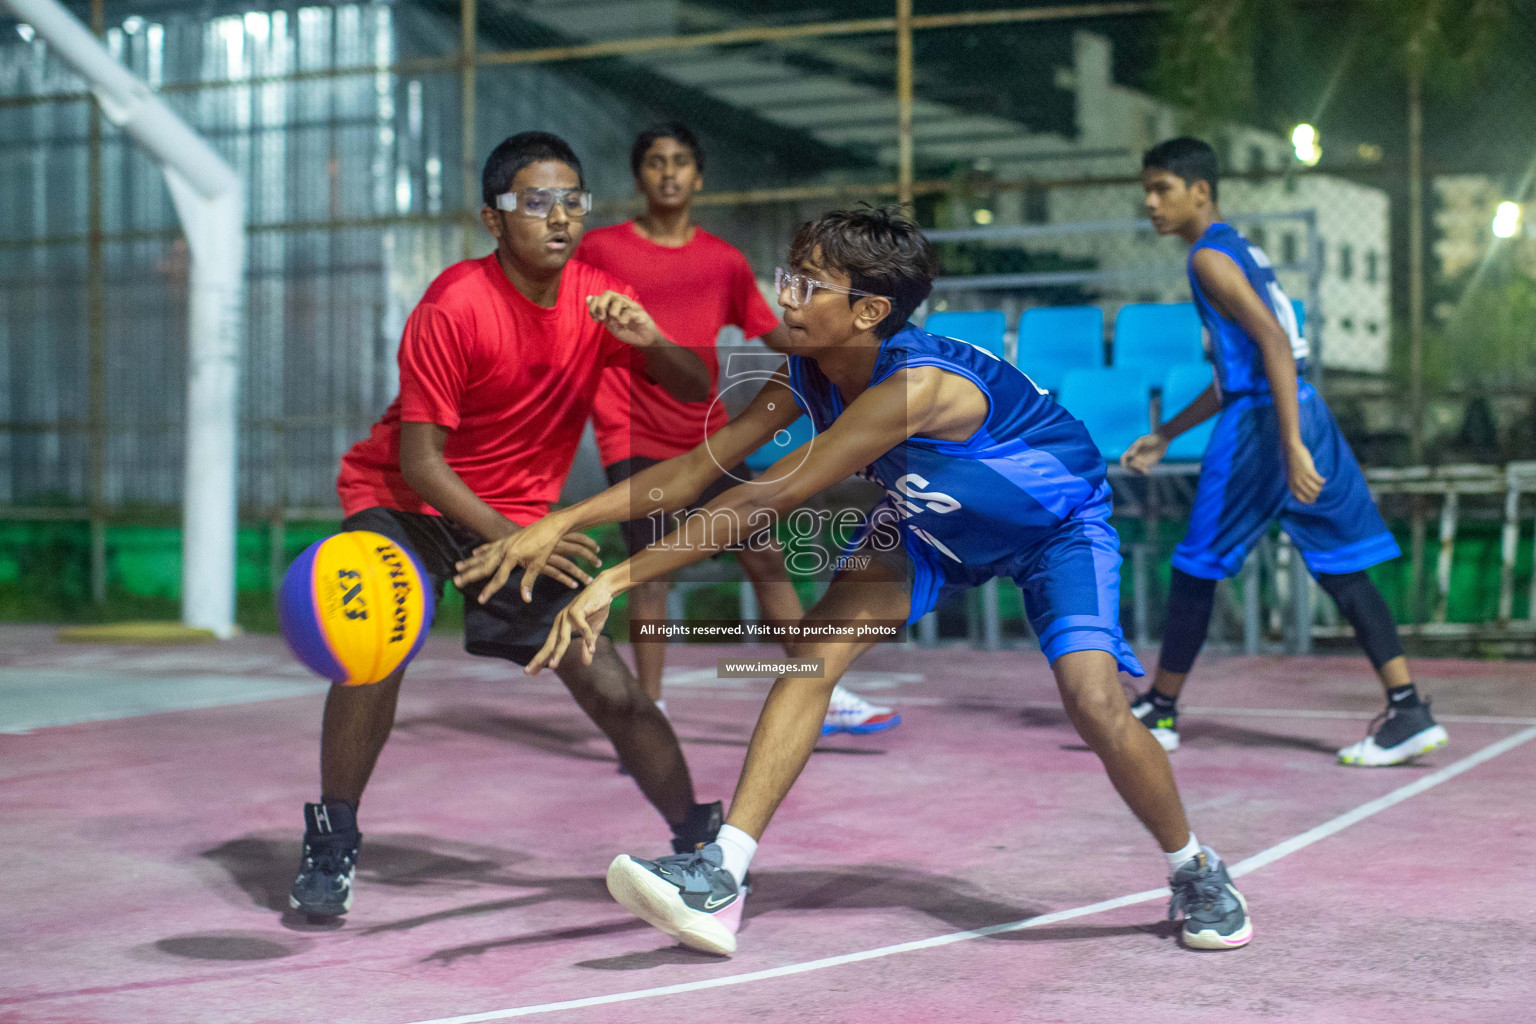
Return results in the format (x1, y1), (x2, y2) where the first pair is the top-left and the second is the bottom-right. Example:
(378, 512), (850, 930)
(289, 132), (719, 919)
(577, 123), (898, 736)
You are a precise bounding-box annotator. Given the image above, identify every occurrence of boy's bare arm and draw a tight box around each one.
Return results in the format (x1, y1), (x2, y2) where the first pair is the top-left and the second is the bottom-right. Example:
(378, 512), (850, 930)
(586, 290), (709, 401)
(1160, 384), (1221, 440)
(399, 422), (599, 588)
(454, 372), (802, 601)
(1121, 383), (1220, 474)
(566, 373), (804, 532)
(590, 366), (964, 594)
(523, 369), (945, 670)
(399, 422), (517, 542)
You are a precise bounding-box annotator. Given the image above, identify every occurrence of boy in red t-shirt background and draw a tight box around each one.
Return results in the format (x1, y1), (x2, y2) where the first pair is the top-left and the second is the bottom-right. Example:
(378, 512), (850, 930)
(292, 132), (720, 918)
(577, 124), (899, 737)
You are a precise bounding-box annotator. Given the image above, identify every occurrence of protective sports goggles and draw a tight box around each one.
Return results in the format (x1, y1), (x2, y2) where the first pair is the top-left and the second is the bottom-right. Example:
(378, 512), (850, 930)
(774, 267), (888, 308)
(494, 188), (593, 218)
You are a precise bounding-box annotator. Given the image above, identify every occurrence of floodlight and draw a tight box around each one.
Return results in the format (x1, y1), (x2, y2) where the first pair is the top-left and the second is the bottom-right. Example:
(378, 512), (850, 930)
(1291, 124), (1321, 167)
(1492, 201), (1522, 239)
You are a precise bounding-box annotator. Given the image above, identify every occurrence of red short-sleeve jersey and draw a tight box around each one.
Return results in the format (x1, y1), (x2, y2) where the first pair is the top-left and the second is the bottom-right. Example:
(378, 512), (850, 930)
(576, 223), (781, 466)
(337, 255), (638, 526)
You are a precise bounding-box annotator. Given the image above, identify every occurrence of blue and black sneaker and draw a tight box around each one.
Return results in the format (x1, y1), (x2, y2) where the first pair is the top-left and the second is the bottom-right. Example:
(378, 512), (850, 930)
(1168, 847), (1252, 949)
(289, 801), (360, 917)
(607, 842), (744, 955)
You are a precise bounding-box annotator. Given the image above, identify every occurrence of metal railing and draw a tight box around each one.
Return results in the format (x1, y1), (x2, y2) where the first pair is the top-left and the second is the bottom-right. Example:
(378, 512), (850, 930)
(1357, 462), (1536, 635)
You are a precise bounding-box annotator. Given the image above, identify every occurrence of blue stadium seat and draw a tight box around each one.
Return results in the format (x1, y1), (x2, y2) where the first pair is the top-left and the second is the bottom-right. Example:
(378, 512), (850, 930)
(1161, 362), (1217, 461)
(1015, 305), (1103, 393)
(745, 414), (815, 473)
(1056, 367), (1151, 460)
(1112, 302), (1203, 372)
(923, 310), (1006, 359)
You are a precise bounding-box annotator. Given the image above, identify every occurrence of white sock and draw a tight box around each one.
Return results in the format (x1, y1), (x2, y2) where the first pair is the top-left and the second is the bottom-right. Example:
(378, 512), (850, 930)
(654, 699), (668, 718)
(1165, 833), (1201, 873)
(714, 824), (757, 886)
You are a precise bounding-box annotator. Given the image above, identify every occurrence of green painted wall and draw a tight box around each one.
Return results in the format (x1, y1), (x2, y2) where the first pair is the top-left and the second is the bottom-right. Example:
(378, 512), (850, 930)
(0, 518), (1529, 631)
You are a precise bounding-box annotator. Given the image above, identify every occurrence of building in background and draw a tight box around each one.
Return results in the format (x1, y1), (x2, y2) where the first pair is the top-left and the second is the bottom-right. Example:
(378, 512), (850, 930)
(0, 3), (1393, 522)
(921, 33), (1391, 377)
(0, 1), (842, 513)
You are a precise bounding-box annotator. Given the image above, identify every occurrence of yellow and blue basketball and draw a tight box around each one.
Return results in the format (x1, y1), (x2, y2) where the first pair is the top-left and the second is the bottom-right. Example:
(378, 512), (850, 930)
(278, 530), (434, 686)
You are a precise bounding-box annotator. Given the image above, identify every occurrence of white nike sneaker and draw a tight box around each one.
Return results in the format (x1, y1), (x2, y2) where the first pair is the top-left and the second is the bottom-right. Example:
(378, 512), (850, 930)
(607, 843), (744, 955)
(822, 684), (901, 736)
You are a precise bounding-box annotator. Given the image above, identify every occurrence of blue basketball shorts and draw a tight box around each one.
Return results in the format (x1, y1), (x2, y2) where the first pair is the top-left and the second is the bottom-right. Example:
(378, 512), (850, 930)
(890, 493), (1145, 676)
(1173, 385), (1400, 580)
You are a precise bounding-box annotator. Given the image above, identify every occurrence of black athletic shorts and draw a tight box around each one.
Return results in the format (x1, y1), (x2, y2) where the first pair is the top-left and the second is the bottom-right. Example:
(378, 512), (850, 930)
(342, 506), (581, 666)
(603, 456), (767, 556)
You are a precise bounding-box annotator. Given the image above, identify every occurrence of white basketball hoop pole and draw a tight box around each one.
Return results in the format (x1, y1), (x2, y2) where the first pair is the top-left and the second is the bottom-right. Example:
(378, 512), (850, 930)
(4, 0), (246, 637)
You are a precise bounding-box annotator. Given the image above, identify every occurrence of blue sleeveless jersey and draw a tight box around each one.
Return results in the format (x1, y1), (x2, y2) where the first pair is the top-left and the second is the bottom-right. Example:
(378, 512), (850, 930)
(1188, 222), (1308, 400)
(787, 324), (1109, 571)
(786, 323), (1142, 675)
(1178, 224), (1398, 580)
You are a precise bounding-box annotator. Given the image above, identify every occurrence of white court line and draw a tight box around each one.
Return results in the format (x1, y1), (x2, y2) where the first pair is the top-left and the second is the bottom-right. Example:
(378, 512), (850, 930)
(402, 724), (1536, 1024)
(1181, 707), (1536, 726)
(1228, 724), (1536, 877)
(665, 688), (1536, 726)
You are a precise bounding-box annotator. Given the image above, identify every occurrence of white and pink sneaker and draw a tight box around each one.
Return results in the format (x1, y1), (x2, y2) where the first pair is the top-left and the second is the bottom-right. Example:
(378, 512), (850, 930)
(606, 842), (744, 955)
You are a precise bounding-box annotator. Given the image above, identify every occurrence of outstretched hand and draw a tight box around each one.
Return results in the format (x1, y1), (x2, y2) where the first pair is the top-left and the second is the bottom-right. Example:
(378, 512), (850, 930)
(452, 519), (601, 603)
(1120, 433), (1169, 475)
(586, 291), (661, 348)
(523, 577), (618, 675)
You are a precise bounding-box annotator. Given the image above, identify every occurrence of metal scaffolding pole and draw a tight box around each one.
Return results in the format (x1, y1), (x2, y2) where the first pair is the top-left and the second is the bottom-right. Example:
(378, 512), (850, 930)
(460, 0), (479, 259)
(86, 0), (106, 605)
(0, 2), (1166, 106)
(1406, 42), (1427, 622)
(896, 0), (914, 208)
(1407, 51), (1425, 466)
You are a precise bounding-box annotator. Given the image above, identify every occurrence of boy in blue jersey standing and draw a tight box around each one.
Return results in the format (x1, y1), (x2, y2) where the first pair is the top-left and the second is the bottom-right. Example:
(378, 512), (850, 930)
(456, 207), (1252, 955)
(1124, 137), (1447, 767)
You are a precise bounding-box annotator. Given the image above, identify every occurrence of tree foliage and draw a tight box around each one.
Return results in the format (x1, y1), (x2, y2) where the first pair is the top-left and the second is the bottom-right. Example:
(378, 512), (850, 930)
(1359, 0), (1508, 86)
(1433, 252), (1536, 388)
(1149, 0), (1263, 130)
(1152, 0), (1510, 128)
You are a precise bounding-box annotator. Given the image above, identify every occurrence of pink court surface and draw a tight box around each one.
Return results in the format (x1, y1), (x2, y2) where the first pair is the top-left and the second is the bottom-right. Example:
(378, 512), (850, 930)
(2, 622), (1534, 1024)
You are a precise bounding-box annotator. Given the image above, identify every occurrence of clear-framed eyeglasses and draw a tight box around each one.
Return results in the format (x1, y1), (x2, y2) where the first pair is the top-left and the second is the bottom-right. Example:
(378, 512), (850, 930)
(494, 188), (592, 218)
(774, 267), (887, 308)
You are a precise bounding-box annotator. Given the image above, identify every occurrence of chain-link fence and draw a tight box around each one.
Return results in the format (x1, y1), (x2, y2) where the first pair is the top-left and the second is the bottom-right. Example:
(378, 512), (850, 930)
(0, 0), (1533, 642)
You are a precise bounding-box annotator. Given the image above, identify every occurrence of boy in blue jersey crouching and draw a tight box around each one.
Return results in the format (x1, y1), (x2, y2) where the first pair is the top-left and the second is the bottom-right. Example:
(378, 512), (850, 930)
(454, 207), (1251, 954)
(1124, 138), (1447, 767)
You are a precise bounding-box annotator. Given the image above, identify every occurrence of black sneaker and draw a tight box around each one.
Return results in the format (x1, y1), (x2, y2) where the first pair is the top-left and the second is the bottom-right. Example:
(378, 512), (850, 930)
(670, 800), (723, 854)
(289, 802), (360, 917)
(1169, 846), (1251, 949)
(1338, 699), (1449, 766)
(1130, 691), (1179, 752)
